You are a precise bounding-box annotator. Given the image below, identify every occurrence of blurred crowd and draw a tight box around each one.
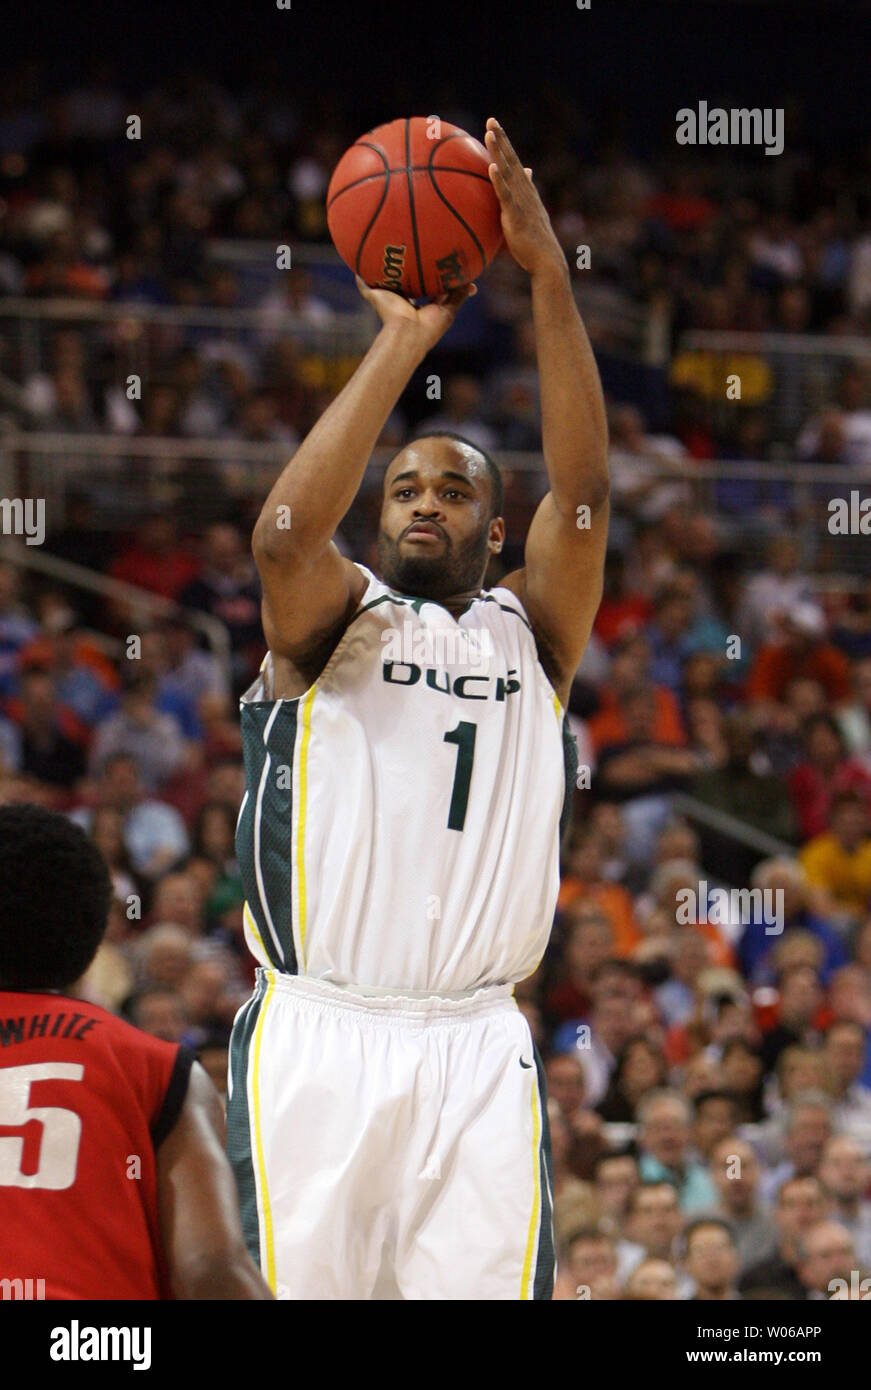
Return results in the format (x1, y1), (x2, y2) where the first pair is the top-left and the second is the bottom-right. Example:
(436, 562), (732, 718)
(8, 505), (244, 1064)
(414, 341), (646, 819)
(2, 61), (871, 466)
(1, 60), (871, 1301)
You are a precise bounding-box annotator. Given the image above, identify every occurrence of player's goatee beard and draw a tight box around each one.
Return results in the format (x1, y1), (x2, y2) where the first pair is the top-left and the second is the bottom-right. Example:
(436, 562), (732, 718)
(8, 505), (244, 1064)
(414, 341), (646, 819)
(377, 527), (490, 600)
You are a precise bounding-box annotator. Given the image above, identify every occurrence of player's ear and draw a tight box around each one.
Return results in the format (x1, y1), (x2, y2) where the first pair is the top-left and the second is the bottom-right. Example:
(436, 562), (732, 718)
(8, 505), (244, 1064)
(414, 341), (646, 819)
(487, 517), (505, 553)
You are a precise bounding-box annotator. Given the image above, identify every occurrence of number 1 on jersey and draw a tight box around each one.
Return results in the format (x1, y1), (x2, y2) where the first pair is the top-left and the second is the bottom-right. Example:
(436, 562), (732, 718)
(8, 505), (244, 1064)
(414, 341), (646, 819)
(443, 721), (476, 831)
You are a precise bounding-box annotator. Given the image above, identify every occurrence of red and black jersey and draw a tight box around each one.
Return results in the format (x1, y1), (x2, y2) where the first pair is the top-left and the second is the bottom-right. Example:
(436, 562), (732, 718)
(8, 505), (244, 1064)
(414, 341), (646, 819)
(0, 991), (193, 1300)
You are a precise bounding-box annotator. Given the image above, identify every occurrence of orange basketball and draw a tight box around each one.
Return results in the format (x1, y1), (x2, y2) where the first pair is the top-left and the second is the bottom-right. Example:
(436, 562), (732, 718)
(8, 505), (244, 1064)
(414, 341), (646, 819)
(326, 116), (504, 300)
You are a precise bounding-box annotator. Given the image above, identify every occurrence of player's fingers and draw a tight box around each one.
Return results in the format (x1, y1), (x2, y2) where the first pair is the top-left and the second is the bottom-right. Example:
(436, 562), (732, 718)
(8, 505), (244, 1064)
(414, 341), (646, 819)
(487, 161), (515, 206)
(486, 118), (524, 175)
(524, 167), (534, 180)
(440, 282), (477, 308)
(484, 124), (518, 184)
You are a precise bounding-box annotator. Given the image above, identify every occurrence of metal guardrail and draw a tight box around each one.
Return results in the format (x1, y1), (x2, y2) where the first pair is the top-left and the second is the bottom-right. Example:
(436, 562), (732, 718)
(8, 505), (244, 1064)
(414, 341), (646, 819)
(674, 330), (871, 441)
(5, 431), (871, 480)
(679, 331), (871, 360)
(0, 539), (232, 690)
(670, 792), (796, 861)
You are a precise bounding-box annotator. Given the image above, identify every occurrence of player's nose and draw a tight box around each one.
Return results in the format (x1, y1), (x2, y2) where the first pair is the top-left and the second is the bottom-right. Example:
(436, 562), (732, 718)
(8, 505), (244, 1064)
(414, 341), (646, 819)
(412, 495), (444, 518)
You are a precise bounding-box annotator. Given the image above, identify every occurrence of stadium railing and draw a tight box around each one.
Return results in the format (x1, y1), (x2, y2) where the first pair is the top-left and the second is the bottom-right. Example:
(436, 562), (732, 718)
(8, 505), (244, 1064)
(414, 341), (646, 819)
(675, 329), (871, 440)
(0, 536), (233, 690)
(1, 426), (868, 576)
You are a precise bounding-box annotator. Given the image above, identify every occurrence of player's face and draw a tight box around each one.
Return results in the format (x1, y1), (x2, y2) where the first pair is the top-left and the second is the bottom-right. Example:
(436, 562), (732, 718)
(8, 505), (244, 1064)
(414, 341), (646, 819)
(378, 440), (502, 600)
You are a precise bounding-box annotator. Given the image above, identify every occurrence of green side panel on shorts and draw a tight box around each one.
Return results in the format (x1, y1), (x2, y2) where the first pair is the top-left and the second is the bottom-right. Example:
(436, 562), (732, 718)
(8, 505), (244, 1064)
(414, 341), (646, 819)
(237, 700), (299, 972)
(533, 1043), (556, 1301)
(226, 984), (264, 1265)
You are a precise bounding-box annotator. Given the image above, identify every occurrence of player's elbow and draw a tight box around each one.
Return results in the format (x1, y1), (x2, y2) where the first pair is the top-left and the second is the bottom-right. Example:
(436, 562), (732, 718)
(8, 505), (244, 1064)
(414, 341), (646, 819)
(581, 465), (610, 513)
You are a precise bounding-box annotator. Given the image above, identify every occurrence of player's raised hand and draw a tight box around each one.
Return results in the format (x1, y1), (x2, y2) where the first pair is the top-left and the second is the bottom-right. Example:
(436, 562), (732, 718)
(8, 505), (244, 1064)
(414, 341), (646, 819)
(355, 274), (476, 356)
(484, 118), (565, 277)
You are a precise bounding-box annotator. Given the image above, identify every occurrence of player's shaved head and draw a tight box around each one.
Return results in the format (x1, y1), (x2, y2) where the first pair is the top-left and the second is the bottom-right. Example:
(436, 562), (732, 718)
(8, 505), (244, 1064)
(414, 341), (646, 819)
(378, 433), (504, 601)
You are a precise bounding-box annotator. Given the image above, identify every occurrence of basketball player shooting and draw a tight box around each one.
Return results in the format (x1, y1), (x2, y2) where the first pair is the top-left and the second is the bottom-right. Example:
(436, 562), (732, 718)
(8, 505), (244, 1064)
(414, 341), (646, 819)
(226, 118), (609, 1299)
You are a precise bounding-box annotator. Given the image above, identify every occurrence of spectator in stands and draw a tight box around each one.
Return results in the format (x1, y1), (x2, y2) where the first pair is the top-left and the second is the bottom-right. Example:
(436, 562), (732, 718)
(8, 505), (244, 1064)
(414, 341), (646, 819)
(588, 633), (686, 753)
(11, 667), (86, 791)
(134, 923), (195, 990)
(564, 1226), (622, 1301)
(799, 789), (871, 924)
(738, 859), (849, 987)
(564, 961), (646, 1109)
(736, 536), (811, 655)
(759, 966), (827, 1073)
(126, 984), (189, 1043)
(692, 708), (797, 844)
(158, 615), (230, 705)
(179, 522), (262, 693)
(635, 1089), (719, 1212)
(0, 561), (38, 697)
(622, 1182), (691, 1294)
(544, 1050), (587, 1126)
(738, 1175), (827, 1298)
(90, 804), (140, 904)
(109, 511), (200, 601)
(595, 687), (706, 865)
(818, 1135), (871, 1266)
(546, 910), (615, 1024)
(413, 377), (498, 453)
(837, 656), (871, 755)
(89, 667), (189, 790)
(823, 1019), (871, 1148)
(795, 1220), (858, 1300)
(788, 713), (871, 841)
(71, 751), (189, 879)
(720, 1039), (766, 1123)
(555, 829), (641, 957)
(591, 1150), (640, 1231)
(709, 1135), (777, 1273)
(596, 1035), (669, 1124)
(593, 550), (652, 649)
(623, 1256), (679, 1300)
(684, 1218), (742, 1301)
(759, 1091), (835, 1203)
(746, 604), (850, 708)
(693, 1090), (740, 1163)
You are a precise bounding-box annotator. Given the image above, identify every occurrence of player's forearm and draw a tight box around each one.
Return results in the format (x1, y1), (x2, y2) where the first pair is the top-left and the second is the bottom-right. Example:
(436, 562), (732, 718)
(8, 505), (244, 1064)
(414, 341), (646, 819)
(172, 1246), (274, 1300)
(531, 257), (610, 516)
(253, 322), (423, 559)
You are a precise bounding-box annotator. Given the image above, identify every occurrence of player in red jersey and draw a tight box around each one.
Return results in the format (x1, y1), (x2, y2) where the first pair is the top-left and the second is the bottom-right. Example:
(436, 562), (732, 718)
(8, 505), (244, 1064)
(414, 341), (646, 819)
(0, 803), (271, 1300)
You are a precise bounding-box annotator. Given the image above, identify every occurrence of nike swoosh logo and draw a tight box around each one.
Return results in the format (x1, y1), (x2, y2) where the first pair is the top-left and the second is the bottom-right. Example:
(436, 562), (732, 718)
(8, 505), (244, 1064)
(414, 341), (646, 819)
(519, 1057), (533, 1069)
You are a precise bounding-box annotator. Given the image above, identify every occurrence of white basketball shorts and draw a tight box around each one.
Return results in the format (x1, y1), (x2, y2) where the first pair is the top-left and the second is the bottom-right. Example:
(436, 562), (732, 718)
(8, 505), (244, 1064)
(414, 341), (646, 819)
(226, 968), (554, 1300)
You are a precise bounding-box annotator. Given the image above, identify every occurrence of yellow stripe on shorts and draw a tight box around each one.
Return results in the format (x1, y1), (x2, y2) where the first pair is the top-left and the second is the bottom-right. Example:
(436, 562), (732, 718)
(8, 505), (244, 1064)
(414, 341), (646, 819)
(520, 1073), (543, 1299)
(250, 970), (277, 1291)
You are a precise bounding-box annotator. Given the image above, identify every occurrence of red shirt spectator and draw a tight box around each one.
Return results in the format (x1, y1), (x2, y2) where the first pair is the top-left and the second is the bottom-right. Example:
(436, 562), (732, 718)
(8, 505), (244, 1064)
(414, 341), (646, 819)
(110, 516), (200, 602)
(747, 607), (850, 705)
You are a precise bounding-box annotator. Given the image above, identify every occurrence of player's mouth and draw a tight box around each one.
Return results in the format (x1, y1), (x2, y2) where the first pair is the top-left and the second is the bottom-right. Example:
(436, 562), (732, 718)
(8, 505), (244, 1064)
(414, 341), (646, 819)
(404, 521), (445, 543)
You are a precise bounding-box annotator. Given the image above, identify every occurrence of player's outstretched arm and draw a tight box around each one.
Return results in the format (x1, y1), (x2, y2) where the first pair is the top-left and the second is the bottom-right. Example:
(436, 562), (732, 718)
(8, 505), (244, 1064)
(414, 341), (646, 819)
(252, 279), (475, 666)
(157, 1062), (274, 1299)
(485, 119), (610, 708)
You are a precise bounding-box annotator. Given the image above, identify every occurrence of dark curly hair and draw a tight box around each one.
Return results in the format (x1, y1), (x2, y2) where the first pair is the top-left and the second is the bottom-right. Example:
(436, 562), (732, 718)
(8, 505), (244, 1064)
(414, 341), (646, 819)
(0, 804), (113, 990)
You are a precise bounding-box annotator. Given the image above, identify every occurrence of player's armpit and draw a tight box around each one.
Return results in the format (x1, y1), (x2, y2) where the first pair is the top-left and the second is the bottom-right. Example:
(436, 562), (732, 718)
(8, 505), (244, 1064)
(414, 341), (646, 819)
(257, 544), (367, 667)
(156, 1062), (273, 1300)
(500, 490), (609, 707)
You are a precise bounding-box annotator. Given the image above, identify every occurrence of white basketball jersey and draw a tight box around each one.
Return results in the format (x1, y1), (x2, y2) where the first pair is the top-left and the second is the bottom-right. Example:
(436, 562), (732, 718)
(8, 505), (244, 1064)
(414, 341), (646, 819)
(236, 563), (576, 993)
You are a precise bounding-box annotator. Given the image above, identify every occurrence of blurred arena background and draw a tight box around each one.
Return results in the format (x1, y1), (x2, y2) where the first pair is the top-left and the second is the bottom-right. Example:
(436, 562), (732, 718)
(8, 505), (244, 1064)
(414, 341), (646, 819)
(2, 0), (871, 1300)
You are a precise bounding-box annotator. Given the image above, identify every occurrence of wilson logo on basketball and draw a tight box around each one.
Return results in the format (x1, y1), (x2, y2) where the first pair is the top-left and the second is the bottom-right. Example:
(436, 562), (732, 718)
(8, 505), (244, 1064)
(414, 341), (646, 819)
(381, 244), (406, 289)
(436, 250), (467, 291)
